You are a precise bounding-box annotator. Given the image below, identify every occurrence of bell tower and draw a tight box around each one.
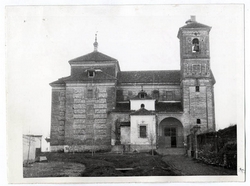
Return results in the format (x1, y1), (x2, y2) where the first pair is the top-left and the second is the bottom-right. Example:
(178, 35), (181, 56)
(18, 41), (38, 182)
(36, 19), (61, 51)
(178, 16), (216, 132)
(177, 15), (212, 79)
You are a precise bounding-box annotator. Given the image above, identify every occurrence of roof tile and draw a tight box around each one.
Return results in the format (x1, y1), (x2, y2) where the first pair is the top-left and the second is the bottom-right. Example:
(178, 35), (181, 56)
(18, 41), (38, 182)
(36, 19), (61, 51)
(117, 70), (180, 84)
(69, 51), (117, 62)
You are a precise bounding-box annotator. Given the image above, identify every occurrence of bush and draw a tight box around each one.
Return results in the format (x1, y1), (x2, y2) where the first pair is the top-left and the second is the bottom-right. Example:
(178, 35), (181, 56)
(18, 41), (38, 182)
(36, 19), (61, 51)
(198, 142), (237, 169)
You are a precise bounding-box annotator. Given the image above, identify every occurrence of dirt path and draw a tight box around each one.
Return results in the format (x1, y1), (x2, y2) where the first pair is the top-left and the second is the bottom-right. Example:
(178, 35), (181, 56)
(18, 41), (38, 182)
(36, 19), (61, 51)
(162, 155), (237, 176)
(23, 161), (86, 177)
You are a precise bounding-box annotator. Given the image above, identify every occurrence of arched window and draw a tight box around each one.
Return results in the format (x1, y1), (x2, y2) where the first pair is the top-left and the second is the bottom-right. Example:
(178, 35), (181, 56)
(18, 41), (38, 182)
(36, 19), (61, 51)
(140, 104), (145, 109)
(87, 70), (95, 77)
(192, 38), (200, 53)
(138, 90), (147, 99)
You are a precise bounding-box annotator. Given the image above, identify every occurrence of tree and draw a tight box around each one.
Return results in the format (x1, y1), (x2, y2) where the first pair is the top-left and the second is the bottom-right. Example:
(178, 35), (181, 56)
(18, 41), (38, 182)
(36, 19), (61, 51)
(112, 119), (121, 145)
(148, 130), (156, 156)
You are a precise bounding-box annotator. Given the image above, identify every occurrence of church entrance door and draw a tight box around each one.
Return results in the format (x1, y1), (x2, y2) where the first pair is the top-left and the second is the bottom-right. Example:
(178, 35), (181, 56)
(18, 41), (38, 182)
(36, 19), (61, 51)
(158, 117), (183, 148)
(163, 127), (177, 148)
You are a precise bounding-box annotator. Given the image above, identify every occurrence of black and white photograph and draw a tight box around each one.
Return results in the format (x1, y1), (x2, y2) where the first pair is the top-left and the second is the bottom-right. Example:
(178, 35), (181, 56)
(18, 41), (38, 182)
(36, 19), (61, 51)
(4, 3), (246, 184)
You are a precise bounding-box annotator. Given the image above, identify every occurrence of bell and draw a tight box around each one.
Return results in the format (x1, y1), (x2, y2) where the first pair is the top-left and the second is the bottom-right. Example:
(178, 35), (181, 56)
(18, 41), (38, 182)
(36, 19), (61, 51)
(194, 45), (199, 52)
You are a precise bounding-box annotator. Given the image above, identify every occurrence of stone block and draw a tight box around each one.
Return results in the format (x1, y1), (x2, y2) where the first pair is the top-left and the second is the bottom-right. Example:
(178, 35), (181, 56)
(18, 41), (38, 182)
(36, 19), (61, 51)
(98, 87), (107, 93)
(73, 94), (83, 99)
(95, 109), (106, 114)
(94, 114), (107, 119)
(59, 101), (65, 106)
(96, 99), (106, 104)
(74, 114), (86, 119)
(98, 92), (107, 98)
(58, 126), (64, 131)
(59, 105), (65, 111)
(73, 104), (86, 109)
(58, 115), (65, 121)
(74, 98), (85, 104)
(60, 91), (65, 96)
(59, 96), (65, 101)
(94, 119), (106, 124)
(94, 103), (107, 109)
(95, 124), (107, 129)
(59, 121), (65, 126)
(73, 129), (85, 135)
(74, 109), (86, 114)
(74, 124), (86, 129)
(59, 111), (65, 116)
(74, 119), (86, 124)
(73, 88), (84, 94)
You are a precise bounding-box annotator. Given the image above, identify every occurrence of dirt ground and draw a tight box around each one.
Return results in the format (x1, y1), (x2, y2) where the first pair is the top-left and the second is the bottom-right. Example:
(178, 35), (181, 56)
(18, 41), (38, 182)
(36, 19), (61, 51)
(24, 152), (176, 177)
(23, 153), (237, 177)
(162, 155), (237, 175)
(23, 161), (85, 177)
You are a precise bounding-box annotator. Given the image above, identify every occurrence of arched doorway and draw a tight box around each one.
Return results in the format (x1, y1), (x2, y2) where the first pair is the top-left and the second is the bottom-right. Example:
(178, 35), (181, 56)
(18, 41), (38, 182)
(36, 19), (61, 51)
(158, 117), (184, 148)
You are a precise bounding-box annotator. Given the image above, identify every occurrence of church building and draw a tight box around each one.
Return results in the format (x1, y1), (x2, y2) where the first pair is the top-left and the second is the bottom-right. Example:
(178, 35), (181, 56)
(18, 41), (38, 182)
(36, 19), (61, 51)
(49, 16), (216, 154)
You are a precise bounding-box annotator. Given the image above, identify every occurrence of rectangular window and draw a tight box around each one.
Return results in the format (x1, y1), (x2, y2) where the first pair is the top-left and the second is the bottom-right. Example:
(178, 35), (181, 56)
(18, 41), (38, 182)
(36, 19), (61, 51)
(196, 86), (200, 92)
(116, 89), (123, 101)
(197, 119), (201, 124)
(166, 91), (173, 101)
(87, 89), (93, 99)
(139, 126), (147, 138)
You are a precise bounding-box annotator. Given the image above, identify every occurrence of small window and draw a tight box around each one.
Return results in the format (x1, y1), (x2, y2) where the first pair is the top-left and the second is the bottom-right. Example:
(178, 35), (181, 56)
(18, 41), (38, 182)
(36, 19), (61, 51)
(197, 119), (201, 124)
(139, 126), (147, 138)
(87, 89), (93, 99)
(116, 90), (123, 101)
(195, 86), (200, 92)
(192, 38), (200, 53)
(140, 94), (145, 98)
(140, 104), (145, 109)
(88, 70), (95, 78)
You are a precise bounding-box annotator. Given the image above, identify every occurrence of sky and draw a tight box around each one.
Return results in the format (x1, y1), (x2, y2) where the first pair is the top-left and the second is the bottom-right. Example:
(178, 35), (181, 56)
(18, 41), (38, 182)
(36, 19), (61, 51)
(5, 5), (244, 138)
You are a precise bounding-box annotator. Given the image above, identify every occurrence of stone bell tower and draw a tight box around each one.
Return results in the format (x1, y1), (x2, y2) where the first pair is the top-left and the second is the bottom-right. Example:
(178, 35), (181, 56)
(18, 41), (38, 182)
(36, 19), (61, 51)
(177, 16), (216, 133)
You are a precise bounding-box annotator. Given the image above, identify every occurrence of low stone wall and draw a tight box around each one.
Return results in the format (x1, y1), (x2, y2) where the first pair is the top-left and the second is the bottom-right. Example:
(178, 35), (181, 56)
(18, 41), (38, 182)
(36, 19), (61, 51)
(50, 145), (111, 152)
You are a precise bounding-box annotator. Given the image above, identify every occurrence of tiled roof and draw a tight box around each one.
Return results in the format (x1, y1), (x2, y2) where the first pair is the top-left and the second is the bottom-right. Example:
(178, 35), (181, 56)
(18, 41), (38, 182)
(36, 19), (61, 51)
(50, 69), (117, 86)
(117, 70), (180, 84)
(130, 108), (155, 115)
(155, 102), (183, 112)
(69, 51), (117, 62)
(180, 21), (211, 29)
(120, 122), (130, 127)
(49, 76), (70, 85)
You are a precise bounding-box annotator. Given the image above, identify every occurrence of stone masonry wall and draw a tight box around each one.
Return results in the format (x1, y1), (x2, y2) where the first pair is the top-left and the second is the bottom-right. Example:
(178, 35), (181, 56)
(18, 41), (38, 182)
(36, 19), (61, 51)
(50, 88), (66, 146)
(182, 79), (215, 134)
(61, 84), (116, 152)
